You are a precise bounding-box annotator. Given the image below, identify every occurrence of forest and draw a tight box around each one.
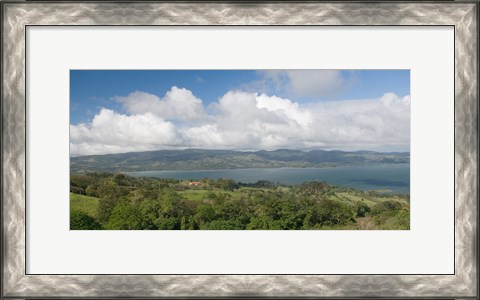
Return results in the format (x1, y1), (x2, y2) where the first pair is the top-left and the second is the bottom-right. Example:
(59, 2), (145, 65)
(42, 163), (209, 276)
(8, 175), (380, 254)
(70, 173), (410, 230)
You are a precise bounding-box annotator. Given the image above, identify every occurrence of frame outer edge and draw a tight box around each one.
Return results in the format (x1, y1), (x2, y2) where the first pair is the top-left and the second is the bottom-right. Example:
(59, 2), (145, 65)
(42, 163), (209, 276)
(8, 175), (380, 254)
(455, 2), (478, 297)
(2, 2), (26, 298)
(1, 1), (478, 298)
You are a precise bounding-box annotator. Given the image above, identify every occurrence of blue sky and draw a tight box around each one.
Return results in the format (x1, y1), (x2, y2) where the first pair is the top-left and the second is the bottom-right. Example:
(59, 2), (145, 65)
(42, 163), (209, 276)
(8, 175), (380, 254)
(70, 70), (409, 124)
(70, 70), (410, 156)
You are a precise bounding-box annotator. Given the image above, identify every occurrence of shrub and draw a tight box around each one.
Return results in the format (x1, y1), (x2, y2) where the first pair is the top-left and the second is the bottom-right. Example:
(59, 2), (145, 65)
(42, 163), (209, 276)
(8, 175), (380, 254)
(70, 211), (102, 230)
(355, 201), (371, 217)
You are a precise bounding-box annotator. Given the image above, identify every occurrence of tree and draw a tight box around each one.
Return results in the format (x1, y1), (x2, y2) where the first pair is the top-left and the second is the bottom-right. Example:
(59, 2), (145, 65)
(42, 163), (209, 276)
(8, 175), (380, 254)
(105, 201), (143, 230)
(70, 211), (102, 230)
(70, 186), (85, 195)
(85, 184), (99, 197)
(194, 204), (216, 228)
(97, 197), (120, 224)
(355, 201), (371, 217)
(297, 181), (329, 197)
(315, 199), (355, 227)
(247, 216), (282, 230)
(371, 200), (402, 215)
(214, 178), (238, 191)
(201, 220), (244, 230)
(96, 180), (124, 224)
(371, 200), (408, 229)
(277, 198), (303, 229)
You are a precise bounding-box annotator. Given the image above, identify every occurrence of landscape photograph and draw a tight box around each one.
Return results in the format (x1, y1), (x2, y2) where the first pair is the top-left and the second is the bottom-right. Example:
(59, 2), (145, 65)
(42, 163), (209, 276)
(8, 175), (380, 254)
(70, 70), (410, 230)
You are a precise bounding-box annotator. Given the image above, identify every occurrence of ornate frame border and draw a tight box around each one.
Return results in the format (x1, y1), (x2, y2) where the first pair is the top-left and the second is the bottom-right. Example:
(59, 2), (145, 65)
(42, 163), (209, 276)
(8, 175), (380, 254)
(2, 1), (478, 298)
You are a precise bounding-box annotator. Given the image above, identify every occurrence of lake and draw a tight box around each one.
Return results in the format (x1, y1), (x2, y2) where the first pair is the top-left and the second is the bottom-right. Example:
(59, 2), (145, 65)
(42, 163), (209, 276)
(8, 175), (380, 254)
(127, 163), (410, 193)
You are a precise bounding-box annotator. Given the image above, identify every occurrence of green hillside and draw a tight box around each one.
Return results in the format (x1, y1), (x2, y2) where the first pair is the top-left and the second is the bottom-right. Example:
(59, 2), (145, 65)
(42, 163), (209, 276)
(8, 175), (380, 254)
(70, 173), (409, 230)
(70, 148), (409, 173)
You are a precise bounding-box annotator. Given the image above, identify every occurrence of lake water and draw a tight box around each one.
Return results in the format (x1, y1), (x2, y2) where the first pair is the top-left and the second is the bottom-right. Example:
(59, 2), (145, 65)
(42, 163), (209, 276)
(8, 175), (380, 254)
(127, 163), (410, 194)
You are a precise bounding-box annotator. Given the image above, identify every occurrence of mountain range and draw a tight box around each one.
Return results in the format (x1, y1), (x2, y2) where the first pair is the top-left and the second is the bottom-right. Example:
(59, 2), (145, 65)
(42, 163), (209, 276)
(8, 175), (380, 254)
(70, 148), (410, 173)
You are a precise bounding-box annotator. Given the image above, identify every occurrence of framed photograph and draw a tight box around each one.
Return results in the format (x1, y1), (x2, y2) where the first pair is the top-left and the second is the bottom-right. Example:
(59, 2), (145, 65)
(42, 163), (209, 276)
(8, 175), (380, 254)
(2, 1), (478, 298)
(69, 69), (411, 231)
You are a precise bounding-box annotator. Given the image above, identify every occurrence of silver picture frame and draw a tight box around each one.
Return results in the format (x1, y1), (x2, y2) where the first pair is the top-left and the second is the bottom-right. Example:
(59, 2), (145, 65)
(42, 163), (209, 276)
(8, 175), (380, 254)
(2, 1), (478, 298)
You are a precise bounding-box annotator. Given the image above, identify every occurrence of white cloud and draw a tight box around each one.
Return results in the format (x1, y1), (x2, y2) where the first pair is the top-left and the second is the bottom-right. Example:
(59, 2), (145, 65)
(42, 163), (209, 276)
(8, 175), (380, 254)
(203, 91), (311, 149)
(256, 93), (312, 127)
(303, 93), (411, 150)
(117, 86), (206, 122)
(70, 108), (179, 156)
(70, 88), (410, 156)
(180, 124), (224, 148)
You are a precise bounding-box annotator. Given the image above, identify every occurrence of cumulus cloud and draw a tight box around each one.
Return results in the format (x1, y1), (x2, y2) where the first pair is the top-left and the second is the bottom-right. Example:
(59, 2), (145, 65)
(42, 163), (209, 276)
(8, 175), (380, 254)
(117, 86), (206, 122)
(70, 108), (179, 156)
(303, 93), (411, 150)
(70, 88), (410, 156)
(186, 91), (313, 150)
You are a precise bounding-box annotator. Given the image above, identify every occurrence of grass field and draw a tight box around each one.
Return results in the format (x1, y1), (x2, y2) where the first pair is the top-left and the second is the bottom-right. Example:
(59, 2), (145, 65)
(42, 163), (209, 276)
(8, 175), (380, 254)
(70, 193), (100, 218)
(327, 191), (408, 207)
(178, 187), (255, 201)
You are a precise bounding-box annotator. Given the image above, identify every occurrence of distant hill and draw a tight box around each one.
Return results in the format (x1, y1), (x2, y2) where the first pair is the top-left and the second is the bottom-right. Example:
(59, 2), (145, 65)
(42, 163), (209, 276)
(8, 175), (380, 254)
(70, 148), (409, 173)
